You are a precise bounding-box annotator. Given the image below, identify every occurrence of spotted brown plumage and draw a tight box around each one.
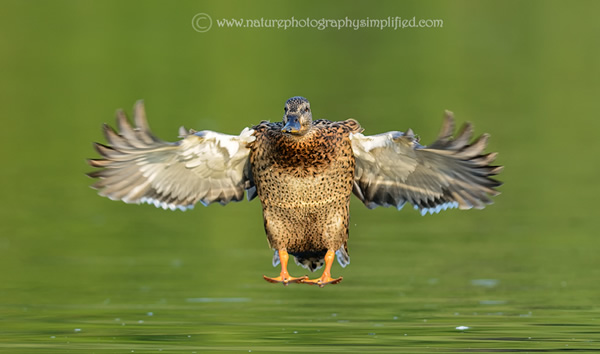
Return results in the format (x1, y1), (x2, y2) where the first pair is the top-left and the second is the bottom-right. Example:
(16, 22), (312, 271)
(88, 96), (503, 287)
(250, 118), (361, 274)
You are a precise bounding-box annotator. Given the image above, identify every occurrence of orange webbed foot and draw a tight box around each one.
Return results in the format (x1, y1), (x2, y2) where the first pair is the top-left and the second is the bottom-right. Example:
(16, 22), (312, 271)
(300, 249), (342, 287)
(264, 249), (307, 286)
(301, 276), (343, 288)
(263, 274), (308, 286)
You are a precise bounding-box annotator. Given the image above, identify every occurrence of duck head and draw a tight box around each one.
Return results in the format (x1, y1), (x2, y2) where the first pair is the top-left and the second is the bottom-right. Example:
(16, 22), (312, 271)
(282, 96), (312, 135)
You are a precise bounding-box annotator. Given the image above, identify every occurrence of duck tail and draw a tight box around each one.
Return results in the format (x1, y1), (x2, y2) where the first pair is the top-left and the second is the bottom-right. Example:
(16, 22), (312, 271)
(289, 246), (350, 272)
(272, 250), (325, 271)
(291, 251), (326, 272)
(293, 256), (325, 272)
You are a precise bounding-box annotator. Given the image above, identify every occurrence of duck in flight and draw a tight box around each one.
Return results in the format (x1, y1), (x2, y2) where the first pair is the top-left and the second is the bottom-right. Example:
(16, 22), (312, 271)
(88, 97), (502, 287)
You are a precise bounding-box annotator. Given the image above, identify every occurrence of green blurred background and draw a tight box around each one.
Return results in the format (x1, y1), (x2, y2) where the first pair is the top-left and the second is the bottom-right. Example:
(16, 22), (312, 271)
(1, 0), (599, 352)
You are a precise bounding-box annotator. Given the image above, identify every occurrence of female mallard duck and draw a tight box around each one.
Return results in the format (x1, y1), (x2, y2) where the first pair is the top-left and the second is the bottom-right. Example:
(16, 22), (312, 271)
(88, 96), (502, 287)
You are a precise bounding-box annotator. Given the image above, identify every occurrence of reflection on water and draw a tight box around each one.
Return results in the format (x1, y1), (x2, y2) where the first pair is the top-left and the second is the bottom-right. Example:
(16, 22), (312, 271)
(2, 294), (600, 352)
(185, 297), (251, 303)
(470, 279), (499, 288)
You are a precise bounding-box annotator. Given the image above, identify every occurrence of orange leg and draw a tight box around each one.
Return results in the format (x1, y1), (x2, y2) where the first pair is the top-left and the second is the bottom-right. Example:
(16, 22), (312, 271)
(263, 249), (307, 286)
(301, 249), (343, 287)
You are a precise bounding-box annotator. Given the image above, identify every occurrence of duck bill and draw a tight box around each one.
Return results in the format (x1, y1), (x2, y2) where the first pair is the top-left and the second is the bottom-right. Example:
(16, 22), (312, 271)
(282, 115), (301, 134)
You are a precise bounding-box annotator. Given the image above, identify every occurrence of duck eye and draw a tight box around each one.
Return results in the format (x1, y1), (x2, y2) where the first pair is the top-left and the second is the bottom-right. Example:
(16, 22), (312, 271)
(305, 107), (310, 112)
(284, 107), (288, 112)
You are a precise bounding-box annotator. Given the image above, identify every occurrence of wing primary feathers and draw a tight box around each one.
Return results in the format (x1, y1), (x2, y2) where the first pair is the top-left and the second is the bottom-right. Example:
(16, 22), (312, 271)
(133, 100), (160, 144)
(351, 111), (502, 214)
(115, 109), (139, 146)
(456, 133), (489, 159)
(102, 123), (133, 149)
(93, 142), (124, 159)
(87, 101), (256, 209)
(447, 122), (473, 150)
(427, 110), (455, 149)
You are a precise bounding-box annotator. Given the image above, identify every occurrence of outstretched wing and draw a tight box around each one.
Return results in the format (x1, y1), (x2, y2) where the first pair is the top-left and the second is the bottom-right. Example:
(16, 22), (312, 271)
(88, 100), (256, 211)
(350, 111), (502, 215)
